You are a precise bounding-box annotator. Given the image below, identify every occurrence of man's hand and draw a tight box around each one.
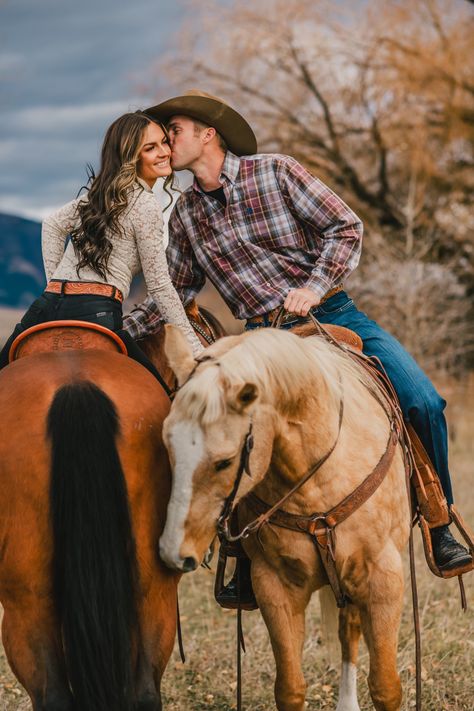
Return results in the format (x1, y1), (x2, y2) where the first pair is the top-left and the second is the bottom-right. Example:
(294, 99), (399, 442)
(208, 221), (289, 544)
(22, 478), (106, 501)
(284, 288), (321, 317)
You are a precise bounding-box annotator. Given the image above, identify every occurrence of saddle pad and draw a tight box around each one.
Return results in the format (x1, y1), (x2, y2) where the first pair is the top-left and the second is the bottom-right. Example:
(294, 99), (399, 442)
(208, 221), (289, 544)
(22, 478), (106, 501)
(9, 320), (128, 362)
(290, 321), (363, 351)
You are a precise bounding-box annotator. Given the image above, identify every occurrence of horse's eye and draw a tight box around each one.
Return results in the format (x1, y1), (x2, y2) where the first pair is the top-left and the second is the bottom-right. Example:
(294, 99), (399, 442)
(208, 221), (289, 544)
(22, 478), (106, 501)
(215, 458), (233, 472)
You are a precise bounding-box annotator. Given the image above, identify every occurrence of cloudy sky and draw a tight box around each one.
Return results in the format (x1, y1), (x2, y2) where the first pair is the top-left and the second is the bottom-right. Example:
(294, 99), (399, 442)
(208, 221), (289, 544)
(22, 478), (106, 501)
(0, 0), (199, 220)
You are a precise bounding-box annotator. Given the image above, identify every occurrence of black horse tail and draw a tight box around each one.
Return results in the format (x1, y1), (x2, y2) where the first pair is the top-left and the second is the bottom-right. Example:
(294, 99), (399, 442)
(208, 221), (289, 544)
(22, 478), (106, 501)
(47, 381), (138, 711)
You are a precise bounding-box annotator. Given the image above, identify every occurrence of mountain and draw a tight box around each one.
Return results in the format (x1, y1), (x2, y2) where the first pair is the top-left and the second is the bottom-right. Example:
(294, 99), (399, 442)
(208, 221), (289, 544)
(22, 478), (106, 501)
(0, 213), (45, 307)
(0, 212), (146, 309)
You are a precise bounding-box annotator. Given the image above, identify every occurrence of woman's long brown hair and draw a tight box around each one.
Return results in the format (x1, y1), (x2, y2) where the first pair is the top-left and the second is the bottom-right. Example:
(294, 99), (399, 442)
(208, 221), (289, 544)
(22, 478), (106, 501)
(71, 112), (175, 280)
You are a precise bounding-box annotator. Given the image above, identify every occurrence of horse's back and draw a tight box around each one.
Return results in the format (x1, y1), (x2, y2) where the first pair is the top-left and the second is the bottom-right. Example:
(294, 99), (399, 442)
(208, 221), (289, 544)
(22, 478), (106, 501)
(0, 349), (171, 582)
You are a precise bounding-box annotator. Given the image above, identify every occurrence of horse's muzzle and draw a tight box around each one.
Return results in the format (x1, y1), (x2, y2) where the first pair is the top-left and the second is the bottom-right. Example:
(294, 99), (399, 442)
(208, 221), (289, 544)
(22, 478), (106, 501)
(182, 556), (198, 572)
(158, 540), (198, 572)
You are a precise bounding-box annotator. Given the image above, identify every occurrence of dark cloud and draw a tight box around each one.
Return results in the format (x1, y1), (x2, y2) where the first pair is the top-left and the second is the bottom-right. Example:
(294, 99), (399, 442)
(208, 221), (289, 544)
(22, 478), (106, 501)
(0, 0), (188, 217)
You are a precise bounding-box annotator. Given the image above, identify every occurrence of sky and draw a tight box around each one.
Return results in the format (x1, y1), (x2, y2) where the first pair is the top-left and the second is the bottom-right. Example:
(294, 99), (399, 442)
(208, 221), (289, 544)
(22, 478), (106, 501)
(0, 0), (196, 220)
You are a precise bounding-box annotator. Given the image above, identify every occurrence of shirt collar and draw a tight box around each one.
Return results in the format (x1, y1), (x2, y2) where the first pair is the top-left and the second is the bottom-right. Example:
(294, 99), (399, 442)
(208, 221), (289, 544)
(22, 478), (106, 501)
(192, 151), (241, 194)
(136, 177), (154, 193)
(220, 151), (241, 184)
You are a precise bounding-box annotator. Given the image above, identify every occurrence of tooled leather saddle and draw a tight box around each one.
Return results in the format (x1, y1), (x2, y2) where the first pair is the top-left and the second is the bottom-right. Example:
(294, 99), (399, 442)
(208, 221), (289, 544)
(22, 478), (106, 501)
(8, 320), (128, 363)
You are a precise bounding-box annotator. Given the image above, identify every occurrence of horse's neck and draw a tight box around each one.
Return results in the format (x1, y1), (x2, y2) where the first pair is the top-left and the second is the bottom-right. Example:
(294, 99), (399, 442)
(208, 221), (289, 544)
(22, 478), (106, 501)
(255, 368), (391, 514)
(140, 330), (176, 391)
(252, 377), (336, 504)
(139, 307), (227, 392)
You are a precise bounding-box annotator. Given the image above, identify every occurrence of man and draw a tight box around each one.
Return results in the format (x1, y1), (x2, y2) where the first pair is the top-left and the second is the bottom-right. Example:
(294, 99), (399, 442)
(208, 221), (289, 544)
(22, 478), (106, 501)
(125, 90), (471, 597)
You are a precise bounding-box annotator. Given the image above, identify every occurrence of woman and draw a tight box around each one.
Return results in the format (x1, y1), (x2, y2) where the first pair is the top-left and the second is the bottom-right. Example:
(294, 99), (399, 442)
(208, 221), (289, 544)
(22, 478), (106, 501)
(0, 112), (203, 380)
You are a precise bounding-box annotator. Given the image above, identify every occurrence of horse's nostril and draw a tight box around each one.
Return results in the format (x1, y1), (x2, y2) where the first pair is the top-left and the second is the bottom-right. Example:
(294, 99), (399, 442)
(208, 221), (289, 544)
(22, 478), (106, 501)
(182, 556), (198, 572)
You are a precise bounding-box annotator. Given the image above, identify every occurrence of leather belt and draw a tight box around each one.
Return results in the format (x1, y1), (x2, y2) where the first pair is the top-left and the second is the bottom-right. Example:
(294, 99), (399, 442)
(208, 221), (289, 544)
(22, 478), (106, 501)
(247, 284), (344, 326)
(45, 280), (124, 303)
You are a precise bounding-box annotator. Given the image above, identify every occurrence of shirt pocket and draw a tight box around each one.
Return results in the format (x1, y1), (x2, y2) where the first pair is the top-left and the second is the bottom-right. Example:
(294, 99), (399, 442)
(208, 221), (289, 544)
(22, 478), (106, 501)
(235, 200), (310, 251)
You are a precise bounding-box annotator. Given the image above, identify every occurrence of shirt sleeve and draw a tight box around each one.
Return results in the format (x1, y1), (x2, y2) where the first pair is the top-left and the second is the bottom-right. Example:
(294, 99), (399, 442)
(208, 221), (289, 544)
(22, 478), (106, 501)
(41, 199), (80, 281)
(123, 199), (206, 340)
(275, 156), (363, 298)
(131, 194), (203, 356)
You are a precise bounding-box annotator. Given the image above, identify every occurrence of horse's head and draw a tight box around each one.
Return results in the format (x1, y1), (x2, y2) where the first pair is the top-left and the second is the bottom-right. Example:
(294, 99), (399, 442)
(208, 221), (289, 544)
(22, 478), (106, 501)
(159, 325), (276, 571)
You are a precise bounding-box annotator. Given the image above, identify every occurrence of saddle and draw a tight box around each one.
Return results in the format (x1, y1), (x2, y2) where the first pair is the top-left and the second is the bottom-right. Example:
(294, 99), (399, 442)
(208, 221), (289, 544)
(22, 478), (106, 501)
(8, 320), (128, 362)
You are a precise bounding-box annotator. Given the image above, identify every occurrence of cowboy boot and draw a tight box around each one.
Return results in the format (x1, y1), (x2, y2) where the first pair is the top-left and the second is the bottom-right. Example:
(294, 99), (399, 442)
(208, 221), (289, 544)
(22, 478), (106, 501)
(215, 557), (258, 611)
(431, 524), (472, 571)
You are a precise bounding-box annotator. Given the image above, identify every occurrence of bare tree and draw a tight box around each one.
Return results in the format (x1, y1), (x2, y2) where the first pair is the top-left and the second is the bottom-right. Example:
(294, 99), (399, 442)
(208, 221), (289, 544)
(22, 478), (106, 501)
(148, 0), (474, 373)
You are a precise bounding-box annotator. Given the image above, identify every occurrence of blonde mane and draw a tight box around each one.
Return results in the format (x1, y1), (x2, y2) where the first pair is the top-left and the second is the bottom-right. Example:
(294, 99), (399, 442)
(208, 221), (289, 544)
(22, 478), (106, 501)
(174, 329), (377, 426)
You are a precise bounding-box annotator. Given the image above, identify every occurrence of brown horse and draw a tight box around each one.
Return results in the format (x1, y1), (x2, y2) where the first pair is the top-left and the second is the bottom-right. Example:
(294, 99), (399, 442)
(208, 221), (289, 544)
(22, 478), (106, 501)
(159, 325), (411, 711)
(0, 342), (178, 710)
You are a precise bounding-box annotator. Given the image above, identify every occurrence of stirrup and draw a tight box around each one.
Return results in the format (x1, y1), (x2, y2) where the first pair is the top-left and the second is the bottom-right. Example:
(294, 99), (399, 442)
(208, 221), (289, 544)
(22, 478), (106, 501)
(418, 505), (474, 579)
(214, 539), (258, 611)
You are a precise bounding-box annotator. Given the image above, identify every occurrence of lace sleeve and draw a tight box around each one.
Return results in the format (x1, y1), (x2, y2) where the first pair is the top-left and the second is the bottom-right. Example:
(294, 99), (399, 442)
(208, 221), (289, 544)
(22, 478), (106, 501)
(42, 199), (80, 281)
(133, 193), (203, 356)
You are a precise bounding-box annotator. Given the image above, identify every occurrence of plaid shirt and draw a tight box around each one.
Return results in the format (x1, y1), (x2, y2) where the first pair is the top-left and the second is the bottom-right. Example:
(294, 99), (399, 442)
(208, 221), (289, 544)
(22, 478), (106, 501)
(124, 151), (362, 338)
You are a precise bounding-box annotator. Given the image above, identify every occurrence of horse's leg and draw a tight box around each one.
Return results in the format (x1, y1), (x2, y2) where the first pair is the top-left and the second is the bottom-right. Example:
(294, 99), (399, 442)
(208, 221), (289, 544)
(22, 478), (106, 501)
(135, 565), (179, 711)
(252, 554), (310, 711)
(357, 552), (404, 711)
(134, 645), (162, 711)
(336, 604), (362, 711)
(2, 599), (73, 710)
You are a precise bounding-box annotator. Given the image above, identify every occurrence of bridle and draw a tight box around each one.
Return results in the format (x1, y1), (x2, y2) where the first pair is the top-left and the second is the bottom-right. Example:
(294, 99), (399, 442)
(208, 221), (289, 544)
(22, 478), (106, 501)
(216, 419), (255, 540)
(216, 395), (346, 544)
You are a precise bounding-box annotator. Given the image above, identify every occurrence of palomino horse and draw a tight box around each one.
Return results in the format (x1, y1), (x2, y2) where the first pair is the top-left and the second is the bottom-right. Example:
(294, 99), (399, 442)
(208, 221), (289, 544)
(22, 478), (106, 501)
(159, 325), (411, 711)
(0, 340), (178, 710)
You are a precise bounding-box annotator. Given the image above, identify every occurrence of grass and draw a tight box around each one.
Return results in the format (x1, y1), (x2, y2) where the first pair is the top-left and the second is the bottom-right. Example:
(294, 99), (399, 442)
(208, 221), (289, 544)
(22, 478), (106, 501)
(1, 377), (473, 710)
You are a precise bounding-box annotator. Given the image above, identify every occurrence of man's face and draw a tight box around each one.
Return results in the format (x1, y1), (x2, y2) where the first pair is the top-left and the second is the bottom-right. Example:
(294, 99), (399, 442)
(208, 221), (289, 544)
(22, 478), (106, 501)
(167, 115), (204, 171)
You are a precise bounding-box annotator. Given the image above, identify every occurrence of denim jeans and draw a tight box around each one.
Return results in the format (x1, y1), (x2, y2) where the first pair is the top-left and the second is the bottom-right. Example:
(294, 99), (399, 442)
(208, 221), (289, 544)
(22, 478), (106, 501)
(0, 291), (170, 393)
(245, 290), (453, 505)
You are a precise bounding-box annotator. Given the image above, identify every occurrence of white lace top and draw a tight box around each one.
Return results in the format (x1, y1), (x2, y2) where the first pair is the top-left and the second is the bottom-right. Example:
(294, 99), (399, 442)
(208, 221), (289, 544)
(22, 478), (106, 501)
(41, 178), (203, 355)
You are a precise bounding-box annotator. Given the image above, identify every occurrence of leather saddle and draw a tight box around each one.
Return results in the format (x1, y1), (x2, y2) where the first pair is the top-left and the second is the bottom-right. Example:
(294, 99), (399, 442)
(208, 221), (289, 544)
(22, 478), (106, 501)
(9, 320), (128, 363)
(290, 320), (363, 351)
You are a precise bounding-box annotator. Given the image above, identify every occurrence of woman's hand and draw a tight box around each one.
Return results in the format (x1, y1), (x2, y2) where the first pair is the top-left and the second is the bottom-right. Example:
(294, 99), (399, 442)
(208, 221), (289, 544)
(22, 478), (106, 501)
(284, 288), (321, 317)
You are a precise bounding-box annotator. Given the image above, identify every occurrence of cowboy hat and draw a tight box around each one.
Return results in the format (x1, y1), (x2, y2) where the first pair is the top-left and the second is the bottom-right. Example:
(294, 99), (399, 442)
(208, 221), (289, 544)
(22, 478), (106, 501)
(144, 89), (257, 156)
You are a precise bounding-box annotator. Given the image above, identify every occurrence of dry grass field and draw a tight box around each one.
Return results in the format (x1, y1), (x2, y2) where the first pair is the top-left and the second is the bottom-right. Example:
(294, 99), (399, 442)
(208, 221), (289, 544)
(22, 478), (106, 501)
(1, 377), (473, 711)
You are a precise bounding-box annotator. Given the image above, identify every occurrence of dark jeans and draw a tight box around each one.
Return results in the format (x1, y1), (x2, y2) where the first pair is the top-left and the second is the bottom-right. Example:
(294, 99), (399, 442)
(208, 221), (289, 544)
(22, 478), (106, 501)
(246, 290), (454, 505)
(0, 291), (170, 393)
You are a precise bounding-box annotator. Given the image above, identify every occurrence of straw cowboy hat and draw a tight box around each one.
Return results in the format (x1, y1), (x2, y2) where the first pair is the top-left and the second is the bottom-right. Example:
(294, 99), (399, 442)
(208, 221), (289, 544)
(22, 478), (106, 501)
(144, 89), (258, 156)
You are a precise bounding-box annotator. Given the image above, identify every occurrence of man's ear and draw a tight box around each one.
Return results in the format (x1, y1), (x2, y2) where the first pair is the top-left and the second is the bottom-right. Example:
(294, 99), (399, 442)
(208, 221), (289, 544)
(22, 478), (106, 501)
(202, 126), (217, 145)
(164, 324), (196, 386)
(229, 382), (259, 413)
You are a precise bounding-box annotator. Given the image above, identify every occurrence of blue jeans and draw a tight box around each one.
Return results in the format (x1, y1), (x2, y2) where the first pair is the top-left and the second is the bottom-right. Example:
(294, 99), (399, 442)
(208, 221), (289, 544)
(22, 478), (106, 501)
(245, 291), (453, 505)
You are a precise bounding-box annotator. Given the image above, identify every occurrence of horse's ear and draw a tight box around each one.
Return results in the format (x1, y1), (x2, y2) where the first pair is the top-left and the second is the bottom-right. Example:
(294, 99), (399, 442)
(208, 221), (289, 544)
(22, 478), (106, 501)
(164, 324), (196, 386)
(232, 382), (258, 412)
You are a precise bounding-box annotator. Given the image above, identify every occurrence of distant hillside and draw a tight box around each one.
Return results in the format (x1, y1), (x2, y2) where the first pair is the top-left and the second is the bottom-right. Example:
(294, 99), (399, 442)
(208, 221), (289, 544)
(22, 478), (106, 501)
(0, 212), (147, 309)
(0, 213), (45, 307)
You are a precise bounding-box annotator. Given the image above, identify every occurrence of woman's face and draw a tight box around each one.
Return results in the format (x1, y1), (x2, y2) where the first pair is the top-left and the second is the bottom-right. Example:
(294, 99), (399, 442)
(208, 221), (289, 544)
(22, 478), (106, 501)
(136, 122), (172, 187)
